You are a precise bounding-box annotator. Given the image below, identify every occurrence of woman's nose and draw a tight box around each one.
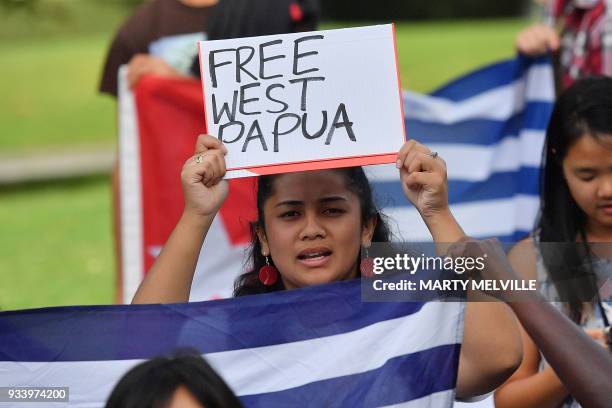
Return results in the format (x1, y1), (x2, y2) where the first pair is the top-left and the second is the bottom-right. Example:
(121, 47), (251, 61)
(299, 213), (326, 240)
(598, 175), (612, 199)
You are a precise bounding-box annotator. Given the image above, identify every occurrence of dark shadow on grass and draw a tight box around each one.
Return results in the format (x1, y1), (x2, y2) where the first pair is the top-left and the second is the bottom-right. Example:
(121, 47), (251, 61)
(0, 174), (111, 194)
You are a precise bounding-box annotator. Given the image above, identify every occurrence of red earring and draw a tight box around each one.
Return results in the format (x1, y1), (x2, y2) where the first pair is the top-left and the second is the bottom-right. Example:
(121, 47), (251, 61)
(360, 245), (374, 278)
(259, 255), (279, 286)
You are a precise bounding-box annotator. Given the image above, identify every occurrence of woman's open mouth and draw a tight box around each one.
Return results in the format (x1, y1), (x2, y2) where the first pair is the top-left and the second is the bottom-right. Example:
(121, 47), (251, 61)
(598, 204), (612, 216)
(297, 248), (332, 267)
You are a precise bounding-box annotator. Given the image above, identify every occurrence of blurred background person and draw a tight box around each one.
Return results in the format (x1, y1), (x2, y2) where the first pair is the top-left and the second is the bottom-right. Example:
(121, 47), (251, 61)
(516, 0), (612, 89)
(99, 0), (219, 97)
(105, 350), (243, 408)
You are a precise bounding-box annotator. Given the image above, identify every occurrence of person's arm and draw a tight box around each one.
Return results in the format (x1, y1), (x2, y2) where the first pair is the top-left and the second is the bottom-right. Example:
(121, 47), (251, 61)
(494, 316), (570, 408)
(453, 238), (612, 408)
(494, 238), (571, 408)
(503, 295), (612, 408)
(126, 54), (185, 89)
(492, 239), (612, 408)
(132, 135), (229, 304)
(396, 141), (522, 399)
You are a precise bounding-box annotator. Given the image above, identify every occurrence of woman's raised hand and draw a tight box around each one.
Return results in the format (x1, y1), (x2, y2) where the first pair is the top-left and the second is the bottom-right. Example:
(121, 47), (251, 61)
(396, 140), (449, 219)
(181, 134), (229, 217)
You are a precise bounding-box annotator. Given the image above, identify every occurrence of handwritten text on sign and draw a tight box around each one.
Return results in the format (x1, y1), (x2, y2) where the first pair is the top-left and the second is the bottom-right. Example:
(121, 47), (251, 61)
(198, 24), (405, 178)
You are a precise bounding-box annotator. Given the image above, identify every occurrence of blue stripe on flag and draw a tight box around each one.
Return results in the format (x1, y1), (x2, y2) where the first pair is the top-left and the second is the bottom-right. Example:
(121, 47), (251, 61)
(429, 55), (551, 102)
(239, 344), (460, 408)
(406, 102), (552, 145)
(0, 281), (425, 362)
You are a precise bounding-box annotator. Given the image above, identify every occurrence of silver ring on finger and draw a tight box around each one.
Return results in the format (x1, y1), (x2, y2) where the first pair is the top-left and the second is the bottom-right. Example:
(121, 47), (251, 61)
(195, 153), (205, 164)
(428, 151), (439, 159)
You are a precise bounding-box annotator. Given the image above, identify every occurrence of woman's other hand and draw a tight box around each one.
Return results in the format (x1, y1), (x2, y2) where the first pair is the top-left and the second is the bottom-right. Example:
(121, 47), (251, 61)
(181, 134), (229, 217)
(397, 139), (449, 219)
(396, 140), (465, 243)
(127, 54), (182, 88)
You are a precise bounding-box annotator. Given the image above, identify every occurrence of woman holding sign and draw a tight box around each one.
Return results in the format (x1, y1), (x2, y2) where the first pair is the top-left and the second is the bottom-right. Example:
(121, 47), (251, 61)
(133, 134), (523, 400)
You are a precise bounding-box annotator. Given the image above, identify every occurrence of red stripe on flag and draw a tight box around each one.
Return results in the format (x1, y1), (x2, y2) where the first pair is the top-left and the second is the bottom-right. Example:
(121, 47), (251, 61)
(134, 77), (256, 271)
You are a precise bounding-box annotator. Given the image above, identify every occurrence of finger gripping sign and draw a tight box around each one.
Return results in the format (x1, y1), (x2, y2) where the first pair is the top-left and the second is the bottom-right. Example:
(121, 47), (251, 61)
(198, 24), (406, 179)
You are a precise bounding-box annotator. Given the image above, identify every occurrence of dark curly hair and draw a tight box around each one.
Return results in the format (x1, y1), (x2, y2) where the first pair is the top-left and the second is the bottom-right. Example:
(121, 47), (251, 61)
(233, 167), (392, 296)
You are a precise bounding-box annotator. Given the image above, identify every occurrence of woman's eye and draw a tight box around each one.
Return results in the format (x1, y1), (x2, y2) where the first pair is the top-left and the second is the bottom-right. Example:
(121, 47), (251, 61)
(323, 208), (345, 215)
(578, 174), (595, 182)
(280, 211), (300, 218)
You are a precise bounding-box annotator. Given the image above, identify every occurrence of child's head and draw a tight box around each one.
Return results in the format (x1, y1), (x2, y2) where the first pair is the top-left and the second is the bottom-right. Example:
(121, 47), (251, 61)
(538, 76), (612, 321)
(541, 76), (612, 237)
(234, 167), (391, 296)
(105, 350), (242, 408)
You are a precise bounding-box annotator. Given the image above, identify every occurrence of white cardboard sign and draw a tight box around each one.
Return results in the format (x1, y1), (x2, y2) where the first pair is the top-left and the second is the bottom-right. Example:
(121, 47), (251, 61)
(198, 24), (406, 178)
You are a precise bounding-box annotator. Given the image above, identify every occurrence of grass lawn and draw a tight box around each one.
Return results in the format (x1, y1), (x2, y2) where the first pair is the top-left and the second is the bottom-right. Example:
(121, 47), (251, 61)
(0, 17), (531, 311)
(0, 33), (117, 153)
(0, 177), (114, 311)
(395, 19), (526, 90)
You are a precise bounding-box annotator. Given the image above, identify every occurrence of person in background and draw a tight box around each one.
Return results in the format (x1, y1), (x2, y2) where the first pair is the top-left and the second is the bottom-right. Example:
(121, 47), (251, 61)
(516, 0), (612, 89)
(100, 0), (219, 96)
(99, 0), (320, 302)
(105, 350), (243, 408)
(495, 77), (612, 408)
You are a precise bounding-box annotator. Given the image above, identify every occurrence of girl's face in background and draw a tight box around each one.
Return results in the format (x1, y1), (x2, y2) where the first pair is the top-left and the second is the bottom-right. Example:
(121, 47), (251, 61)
(562, 133), (612, 235)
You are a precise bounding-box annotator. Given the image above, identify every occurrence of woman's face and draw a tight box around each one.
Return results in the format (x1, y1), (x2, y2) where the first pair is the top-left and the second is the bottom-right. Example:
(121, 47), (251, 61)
(258, 170), (375, 289)
(562, 133), (612, 234)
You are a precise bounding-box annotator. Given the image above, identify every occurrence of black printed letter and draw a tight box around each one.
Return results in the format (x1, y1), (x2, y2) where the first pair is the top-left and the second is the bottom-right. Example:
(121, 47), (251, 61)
(212, 91), (239, 124)
(236, 46), (258, 83)
(289, 77), (325, 111)
(273, 113), (301, 152)
(242, 121), (268, 152)
(239, 83), (262, 115)
(293, 35), (324, 76)
(266, 84), (289, 114)
(325, 103), (356, 145)
(209, 48), (235, 88)
(259, 39), (285, 80)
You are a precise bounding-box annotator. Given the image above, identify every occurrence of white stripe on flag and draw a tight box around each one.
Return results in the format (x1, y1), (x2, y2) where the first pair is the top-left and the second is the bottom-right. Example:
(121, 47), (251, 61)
(365, 130), (545, 183)
(524, 63), (556, 101)
(206, 302), (463, 395)
(0, 303), (463, 406)
(404, 65), (554, 124)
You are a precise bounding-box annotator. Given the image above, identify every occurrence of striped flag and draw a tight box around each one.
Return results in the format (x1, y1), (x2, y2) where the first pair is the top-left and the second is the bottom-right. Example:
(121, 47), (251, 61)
(0, 281), (464, 407)
(117, 55), (554, 304)
(370, 55), (554, 242)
